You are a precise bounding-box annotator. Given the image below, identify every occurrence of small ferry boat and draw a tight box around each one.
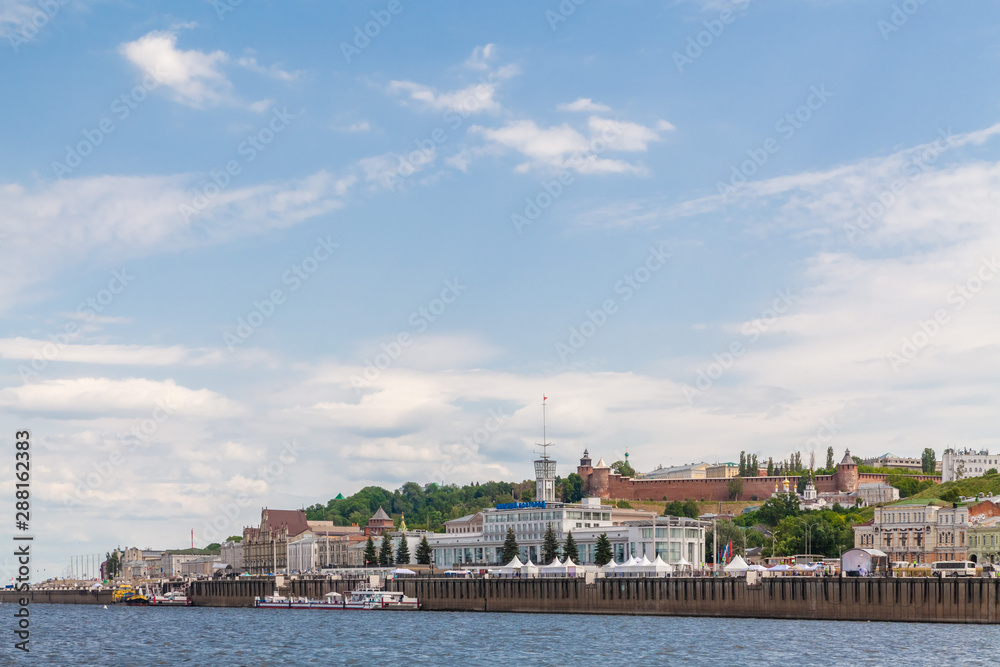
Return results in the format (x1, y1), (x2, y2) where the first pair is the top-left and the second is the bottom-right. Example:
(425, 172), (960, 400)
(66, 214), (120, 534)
(254, 585), (419, 610)
(149, 590), (192, 606)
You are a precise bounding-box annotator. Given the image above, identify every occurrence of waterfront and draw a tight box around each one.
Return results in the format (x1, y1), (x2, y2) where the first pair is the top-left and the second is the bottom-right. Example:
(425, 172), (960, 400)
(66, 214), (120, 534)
(7, 606), (1000, 665)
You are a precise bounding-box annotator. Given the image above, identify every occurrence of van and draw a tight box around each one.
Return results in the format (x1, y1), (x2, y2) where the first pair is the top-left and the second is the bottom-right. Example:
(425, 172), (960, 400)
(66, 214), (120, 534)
(930, 560), (976, 577)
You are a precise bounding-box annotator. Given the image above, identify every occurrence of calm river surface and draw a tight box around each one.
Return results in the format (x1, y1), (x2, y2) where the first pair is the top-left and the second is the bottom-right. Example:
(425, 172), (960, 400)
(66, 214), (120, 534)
(5, 605), (999, 665)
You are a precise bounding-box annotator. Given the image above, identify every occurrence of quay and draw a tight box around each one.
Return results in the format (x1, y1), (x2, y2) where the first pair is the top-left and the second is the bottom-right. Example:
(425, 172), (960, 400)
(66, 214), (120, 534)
(9, 576), (1000, 624)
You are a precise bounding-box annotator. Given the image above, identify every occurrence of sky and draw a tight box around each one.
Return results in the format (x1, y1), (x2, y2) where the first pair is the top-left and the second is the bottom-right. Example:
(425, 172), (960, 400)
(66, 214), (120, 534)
(2, 0), (1000, 578)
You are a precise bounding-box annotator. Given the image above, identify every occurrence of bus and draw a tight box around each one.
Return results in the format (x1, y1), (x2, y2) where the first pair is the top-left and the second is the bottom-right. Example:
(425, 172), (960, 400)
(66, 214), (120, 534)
(930, 561), (977, 577)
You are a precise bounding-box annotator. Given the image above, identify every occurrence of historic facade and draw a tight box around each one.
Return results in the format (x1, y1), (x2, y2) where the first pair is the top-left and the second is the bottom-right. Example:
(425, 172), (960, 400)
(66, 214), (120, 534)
(577, 449), (938, 502)
(853, 499), (970, 564)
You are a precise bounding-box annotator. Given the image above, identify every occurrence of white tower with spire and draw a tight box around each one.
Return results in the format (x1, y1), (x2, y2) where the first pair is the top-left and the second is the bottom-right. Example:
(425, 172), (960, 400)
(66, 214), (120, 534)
(534, 396), (556, 503)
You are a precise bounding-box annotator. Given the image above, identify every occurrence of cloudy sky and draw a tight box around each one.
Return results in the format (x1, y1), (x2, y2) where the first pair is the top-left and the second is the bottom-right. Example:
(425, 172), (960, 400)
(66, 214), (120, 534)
(2, 0), (1000, 577)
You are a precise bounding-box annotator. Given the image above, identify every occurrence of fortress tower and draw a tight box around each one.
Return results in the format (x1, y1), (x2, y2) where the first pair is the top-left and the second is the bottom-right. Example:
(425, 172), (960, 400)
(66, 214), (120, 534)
(835, 449), (859, 492)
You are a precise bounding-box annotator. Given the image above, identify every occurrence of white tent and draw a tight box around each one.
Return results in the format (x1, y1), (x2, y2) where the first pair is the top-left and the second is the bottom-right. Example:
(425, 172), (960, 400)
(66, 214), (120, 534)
(390, 568), (416, 576)
(637, 555), (652, 567)
(601, 559), (619, 578)
(674, 556), (692, 573)
(497, 556), (523, 577)
(767, 563), (790, 572)
(643, 555), (673, 577)
(521, 559), (539, 578)
(723, 555), (750, 573)
(748, 563), (766, 572)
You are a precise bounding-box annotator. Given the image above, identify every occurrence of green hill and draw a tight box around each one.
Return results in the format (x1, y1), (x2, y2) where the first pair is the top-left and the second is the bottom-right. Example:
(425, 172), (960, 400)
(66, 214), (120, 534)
(909, 473), (1000, 503)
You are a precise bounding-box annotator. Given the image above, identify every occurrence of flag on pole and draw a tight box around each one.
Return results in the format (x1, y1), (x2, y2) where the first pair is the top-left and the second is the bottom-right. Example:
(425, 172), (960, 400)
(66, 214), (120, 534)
(543, 395), (547, 402)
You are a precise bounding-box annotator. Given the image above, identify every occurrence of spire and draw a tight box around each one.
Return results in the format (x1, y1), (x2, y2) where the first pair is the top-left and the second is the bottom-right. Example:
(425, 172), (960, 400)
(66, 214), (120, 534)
(840, 449), (855, 466)
(399, 512), (407, 533)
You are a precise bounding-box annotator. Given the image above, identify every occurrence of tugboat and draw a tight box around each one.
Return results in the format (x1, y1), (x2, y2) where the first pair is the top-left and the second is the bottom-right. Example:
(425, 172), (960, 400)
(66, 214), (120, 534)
(112, 585), (149, 606)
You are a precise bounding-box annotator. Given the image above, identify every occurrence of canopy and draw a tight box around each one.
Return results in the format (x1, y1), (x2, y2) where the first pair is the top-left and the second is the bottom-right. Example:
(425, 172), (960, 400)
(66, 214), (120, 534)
(724, 555), (750, 572)
(643, 555), (673, 576)
(564, 558), (580, 568)
(623, 554), (638, 567)
(390, 568), (416, 575)
(521, 560), (539, 575)
(637, 555), (651, 566)
(503, 556), (523, 569)
(601, 559), (617, 570)
(748, 563), (766, 571)
(767, 563), (790, 571)
(540, 558), (564, 570)
(676, 556), (691, 567)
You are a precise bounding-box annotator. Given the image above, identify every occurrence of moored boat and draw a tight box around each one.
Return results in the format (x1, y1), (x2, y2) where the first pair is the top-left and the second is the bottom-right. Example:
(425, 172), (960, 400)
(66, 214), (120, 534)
(254, 585), (419, 610)
(149, 590), (192, 606)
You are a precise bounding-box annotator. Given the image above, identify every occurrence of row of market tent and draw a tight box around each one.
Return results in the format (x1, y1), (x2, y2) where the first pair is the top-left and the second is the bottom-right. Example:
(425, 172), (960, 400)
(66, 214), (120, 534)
(494, 554), (697, 578)
(493, 555), (827, 578)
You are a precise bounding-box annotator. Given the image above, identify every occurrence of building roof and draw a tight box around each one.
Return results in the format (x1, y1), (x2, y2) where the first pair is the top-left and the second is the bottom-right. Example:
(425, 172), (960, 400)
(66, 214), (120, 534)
(840, 449), (855, 466)
(263, 509), (310, 537)
(596, 457), (608, 468)
(370, 506), (392, 522)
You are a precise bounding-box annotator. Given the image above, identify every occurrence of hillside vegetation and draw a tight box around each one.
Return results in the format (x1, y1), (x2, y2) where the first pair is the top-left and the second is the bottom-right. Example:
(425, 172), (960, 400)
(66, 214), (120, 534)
(910, 473), (1000, 502)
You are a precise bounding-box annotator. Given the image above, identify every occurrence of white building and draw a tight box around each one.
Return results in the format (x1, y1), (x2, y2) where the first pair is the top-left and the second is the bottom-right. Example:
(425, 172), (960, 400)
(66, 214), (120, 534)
(942, 449), (1000, 482)
(428, 496), (707, 568)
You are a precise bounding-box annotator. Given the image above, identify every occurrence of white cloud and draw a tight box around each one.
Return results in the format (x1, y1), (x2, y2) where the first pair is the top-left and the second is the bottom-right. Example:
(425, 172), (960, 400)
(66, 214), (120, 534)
(465, 43), (497, 70)
(0, 338), (224, 367)
(469, 116), (669, 174)
(558, 98), (612, 113)
(237, 55), (300, 81)
(332, 120), (371, 133)
(119, 30), (231, 108)
(0, 377), (241, 417)
(0, 171), (355, 311)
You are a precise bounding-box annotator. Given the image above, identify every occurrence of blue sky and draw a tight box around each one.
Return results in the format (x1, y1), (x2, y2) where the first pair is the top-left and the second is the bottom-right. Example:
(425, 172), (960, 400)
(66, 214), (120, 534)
(3, 0), (1000, 577)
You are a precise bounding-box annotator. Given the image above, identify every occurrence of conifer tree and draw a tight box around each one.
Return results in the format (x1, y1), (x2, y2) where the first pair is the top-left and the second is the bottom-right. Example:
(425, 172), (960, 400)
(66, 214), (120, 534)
(501, 527), (520, 564)
(594, 533), (613, 566)
(562, 531), (579, 563)
(416, 536), (432, 565)
(767, 458), (774, 476)
(378, 532), (393, 566)
(363, 536), (377, 566)
(542, 523), (561, 564)
(395, 536), (411, 564)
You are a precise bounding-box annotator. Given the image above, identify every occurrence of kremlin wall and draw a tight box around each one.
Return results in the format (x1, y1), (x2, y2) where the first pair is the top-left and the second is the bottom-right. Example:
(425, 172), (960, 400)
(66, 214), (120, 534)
(576, 449), (941, 502)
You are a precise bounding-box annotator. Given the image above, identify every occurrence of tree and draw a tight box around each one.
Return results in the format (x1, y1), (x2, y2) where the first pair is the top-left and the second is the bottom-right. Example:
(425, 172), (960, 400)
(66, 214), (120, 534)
(542, 523), (560, 564)
(826, 446), (835, 469)
(378, 532), (393, 566)
(395, 536), (411, 564)
(728, 476), (744, 500)
(922, 448), (936, 474)
(363, 536), (377, 566)
(594, 533), (613, 566)
(739, 451), (747, 477)
(682, 499), (699, 519)
(563, 531), (580, 563)
(611, 459), (636, 478)
(206, 543), (221, 553)
(706, 520), (747, 562)
(501, 527), (520, 564)
(415, 536), (432, 565)
(750, 454), (759, 477)
(561, 473), (585, 503)
(757, 493), (800, 527)
(796, 472), (810, 495)
(767, 458), (774, 476)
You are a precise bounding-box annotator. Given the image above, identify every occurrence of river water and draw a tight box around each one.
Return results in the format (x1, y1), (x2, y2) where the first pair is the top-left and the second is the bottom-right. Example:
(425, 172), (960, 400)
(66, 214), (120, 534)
(5, 605), (999, 665)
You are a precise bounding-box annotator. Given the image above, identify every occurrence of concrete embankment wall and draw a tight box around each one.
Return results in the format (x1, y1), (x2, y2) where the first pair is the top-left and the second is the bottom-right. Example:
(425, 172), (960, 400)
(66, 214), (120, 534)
(0, 589), (115, 605)
(399, 577), (1000, 624)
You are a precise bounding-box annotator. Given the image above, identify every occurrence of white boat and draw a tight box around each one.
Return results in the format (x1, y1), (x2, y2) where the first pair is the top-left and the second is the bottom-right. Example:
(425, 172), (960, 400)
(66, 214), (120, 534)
(254, 585), (419, 610)
(149, 590), (192, 606)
